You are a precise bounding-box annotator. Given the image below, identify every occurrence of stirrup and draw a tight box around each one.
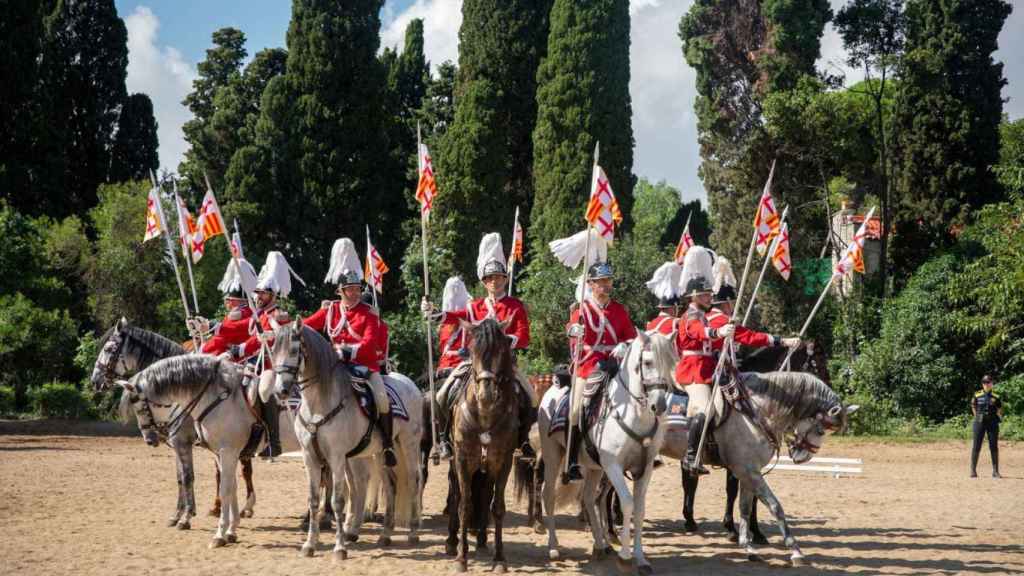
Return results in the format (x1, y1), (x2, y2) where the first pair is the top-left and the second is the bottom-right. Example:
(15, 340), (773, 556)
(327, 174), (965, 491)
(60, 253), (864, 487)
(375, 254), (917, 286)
(436, 441), (453, 461)
(562, 464), (584, 484)
(516, 442), (536, 460)
(683, 457), (709, 476)
(383, 447), (397, 467)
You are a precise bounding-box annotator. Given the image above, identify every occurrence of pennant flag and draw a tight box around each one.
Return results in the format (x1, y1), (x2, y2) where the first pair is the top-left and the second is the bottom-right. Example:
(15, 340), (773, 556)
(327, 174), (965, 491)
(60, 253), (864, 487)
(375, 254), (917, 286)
(753, 160), (780, 256)
(585, 163), (623, 242)
(365, 235), (390, 294)
(509, 208), (524, 263)
(143, 187), (164, 242)
(416, 142), (437, 220)
(834, 207), (876, 278)
(771, 222), (792, 280)
(229, 230), (243, 259)
(189, 189), (226, 263)
(174, 192), (198, 250)
(673, 226), (695, 264)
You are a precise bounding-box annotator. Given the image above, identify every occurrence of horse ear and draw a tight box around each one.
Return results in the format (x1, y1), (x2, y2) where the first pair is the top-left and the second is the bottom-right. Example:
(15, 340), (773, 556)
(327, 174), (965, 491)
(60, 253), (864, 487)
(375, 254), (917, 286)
(845, 404), (860, 416)
(118, 316), (128, 328)
(295, 315), (303, 328)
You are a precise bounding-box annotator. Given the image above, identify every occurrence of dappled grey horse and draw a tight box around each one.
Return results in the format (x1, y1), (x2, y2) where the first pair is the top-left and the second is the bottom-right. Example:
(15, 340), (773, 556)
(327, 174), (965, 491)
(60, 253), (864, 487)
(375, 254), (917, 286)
(118, 354), (259, 548)
(660, 371), (858, 565)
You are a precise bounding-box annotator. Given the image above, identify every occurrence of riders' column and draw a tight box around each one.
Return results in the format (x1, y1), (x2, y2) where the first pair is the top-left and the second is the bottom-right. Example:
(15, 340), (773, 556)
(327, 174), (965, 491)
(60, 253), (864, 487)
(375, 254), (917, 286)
(970, 374), (1003, 478)
(198, 257), (258, 354)
(564, 261), (637, 483)
(305, 238), (396, 467)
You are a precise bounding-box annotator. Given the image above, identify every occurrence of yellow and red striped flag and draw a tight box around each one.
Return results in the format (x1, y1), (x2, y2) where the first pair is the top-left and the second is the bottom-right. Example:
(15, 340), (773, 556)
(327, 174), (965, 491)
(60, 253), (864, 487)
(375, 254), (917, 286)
(753, 160), (780, 256)
(771, 222), (792, 280)
(585, 163), (622, 242)
(189, 188), (226, 263)
(416, 142), (437, 220)
(509, 207), (524, 263)
(673, 224), (695, 264)
(834, 207), (876, 278)
(365, 232), (390, 294)
(143, 187), (164, 242)
(174, 192), (198, 250)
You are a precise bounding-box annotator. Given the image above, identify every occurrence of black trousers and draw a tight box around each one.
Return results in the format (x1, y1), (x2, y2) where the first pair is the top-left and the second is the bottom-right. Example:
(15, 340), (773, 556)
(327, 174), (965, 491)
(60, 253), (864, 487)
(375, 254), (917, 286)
(971, 417), (999, 468)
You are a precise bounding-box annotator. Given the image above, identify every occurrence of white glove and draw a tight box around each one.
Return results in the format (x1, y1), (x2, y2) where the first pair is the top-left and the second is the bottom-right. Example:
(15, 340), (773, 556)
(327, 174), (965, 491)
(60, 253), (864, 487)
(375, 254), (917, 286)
(611, 342), (629, 360)
(420, 297), (435, 318)
(320, 300), (331, 310)
(567, 324), (584, 338)
(717, 323), (736, 339)
(782, 337), (802, 349)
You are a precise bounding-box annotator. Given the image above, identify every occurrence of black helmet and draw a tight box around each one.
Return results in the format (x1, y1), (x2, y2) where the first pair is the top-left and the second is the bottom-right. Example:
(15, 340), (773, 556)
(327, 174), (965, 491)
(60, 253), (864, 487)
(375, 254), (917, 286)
(587, 261), (614, 281)
(712, 284), (737, 304)
(657, 295), (679, 308)
(481, 260), (508, 278)
(682, 276), (712, 298)
(337, 269), (362, 289)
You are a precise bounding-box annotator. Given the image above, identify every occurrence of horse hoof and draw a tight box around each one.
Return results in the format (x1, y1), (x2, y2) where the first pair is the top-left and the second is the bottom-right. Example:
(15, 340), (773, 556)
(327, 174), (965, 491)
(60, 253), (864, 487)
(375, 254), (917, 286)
(226, 533), (238, 544)
(534, 524), (546, 535)
(334, 549), (348, 562)
(728, 532), (739, 543)
(493, 562), (507, 573)
(345, 533), (359, 543)
(752, 532), (769, 546)
(604, 546), (615, 556)
(746, 553), (763, 563)
(176, 521), (190, 531)
(549, 549), (560, 560)
(408, 534), (420, 545)
(445, 542), (458, 557)
(240, 509), (253, 519)
(208, 508), (220, 518)
(301, 545), (315, 557)
(319, 519), (333, 531)
(591, 547), (605, 560)
(209, 538), (226, 549)
(684, 520), (699, 533)
(791, 555), (806, 567)
(638, 564), (654, 576)
(454, 561), (468, 573)
(167, 518), (179, 527)
(614, 556), (634, 574)
(379, 535), (392, 548)
(607, 532), (620, 546)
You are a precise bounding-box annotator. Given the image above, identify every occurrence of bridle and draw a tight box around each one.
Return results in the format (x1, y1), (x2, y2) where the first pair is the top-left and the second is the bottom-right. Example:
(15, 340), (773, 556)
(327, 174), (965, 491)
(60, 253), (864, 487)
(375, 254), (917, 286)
(273, 327), (313, 395)
(98, 332), (127, 386)
(787, 404), (842, 459)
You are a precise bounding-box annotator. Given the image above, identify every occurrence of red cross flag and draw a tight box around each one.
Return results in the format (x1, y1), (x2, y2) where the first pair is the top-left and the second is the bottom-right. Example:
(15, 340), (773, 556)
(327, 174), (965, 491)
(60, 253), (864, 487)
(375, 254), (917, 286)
(365, 232), (390, 294)
(143, 187), (165, 242)
(771, 222), (792, 280)
(416, 142), (437, 220)
(834, 207), (876, 278)
(585, 163), (623, 242)
(673, 218), (695, 264)
(509, 207), (524, 264)
(189, 188), (226, 263)
(174, 192), (198, 251)
(753, 160), (780, 256)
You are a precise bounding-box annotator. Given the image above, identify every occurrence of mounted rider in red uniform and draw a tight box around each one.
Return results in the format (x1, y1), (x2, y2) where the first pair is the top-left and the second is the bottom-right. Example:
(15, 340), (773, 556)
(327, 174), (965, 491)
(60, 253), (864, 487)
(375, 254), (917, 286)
(563, 261), (638, 482)
(423, 233), (536, 461)
(303, 238), (397, 467)
(644, 261), (683, 337)
(194, 257), (258, 356)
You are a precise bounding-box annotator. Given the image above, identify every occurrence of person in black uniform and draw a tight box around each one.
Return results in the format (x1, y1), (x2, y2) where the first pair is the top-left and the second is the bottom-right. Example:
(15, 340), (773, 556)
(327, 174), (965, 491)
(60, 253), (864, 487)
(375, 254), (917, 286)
(970, 375), (1003, 478)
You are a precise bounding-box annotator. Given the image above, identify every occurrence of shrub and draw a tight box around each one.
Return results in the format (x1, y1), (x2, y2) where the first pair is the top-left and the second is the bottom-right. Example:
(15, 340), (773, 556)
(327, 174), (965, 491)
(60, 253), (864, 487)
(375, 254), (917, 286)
(29, 381), (96, 420)
(995, 374), (1024, 417)
(0, 293), (79, 408)
(0, 386), (15, 415)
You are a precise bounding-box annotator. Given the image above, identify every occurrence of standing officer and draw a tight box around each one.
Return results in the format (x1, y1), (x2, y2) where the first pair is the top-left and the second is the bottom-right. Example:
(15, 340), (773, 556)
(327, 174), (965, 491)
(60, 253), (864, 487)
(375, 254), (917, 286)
(970, 374), (1003, 478)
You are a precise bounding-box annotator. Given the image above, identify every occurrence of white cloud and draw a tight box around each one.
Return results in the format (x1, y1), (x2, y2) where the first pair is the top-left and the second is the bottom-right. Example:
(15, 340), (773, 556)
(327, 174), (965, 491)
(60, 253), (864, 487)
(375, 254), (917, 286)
(381, 0), (462, 70)
(123, 6), (196, 176)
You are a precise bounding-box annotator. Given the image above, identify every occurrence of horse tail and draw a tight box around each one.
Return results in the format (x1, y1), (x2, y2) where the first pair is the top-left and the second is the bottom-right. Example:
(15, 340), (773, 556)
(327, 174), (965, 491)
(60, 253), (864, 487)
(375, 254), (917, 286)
(392, 431), (419, 528)
(512, 453), (534, 504)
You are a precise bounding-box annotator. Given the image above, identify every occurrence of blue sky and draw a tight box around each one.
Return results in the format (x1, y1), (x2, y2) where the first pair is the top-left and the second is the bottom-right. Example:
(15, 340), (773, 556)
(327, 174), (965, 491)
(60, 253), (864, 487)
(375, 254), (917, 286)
(115, 0), (1024, 204)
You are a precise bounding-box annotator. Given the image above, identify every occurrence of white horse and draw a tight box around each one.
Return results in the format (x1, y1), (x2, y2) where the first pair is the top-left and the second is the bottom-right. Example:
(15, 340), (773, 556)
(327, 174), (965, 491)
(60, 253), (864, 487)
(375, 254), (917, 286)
(538, 331), (676, 574)
(118, 354), (259, 548)
(270, 320), (422, 559)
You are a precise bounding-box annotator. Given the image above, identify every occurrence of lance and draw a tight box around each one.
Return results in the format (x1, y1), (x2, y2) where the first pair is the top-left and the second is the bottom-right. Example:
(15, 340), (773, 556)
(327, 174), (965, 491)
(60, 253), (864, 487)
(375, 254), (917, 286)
(693, 160), (774, 471)
(508, 206), (521, 297)
(740, 205), (790, 326)
(565, 141), (599, 476)
(150, 171), (197, 351)
(781, 206), (876, 371)
(366, 225), (389, 372)
(418, 123), (440, 460)
(172, 180), (203, 326)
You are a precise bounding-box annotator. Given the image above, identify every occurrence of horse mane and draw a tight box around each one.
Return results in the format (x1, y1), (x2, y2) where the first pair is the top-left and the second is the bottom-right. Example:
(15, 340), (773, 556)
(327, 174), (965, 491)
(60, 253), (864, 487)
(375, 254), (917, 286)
(469, 319), (514, 379)
(744, 371), (839, 422)
(102, 321), (186, 368)
(273, 323), (349, 395)
(645, 332), (678, 385)
(137, 355), (234, 401)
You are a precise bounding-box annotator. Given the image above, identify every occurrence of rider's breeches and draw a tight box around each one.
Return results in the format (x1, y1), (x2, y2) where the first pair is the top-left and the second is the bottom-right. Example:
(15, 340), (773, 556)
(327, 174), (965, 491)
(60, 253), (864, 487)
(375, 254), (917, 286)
(684, 384), (710, 418)
(258, 369), (276, 403)
(569, 373), (603, 427)
(368, 371), (390, 415)
(435, 363), (537, 410)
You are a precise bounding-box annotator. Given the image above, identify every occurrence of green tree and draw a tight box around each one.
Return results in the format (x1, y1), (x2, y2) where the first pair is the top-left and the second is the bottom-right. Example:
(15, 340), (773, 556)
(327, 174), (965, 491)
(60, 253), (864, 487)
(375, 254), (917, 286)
(892, 0), (1011, 279)
(0, 0), (46, 206)
(995, 117), (1024, 201)
(109, 93), (159, 183)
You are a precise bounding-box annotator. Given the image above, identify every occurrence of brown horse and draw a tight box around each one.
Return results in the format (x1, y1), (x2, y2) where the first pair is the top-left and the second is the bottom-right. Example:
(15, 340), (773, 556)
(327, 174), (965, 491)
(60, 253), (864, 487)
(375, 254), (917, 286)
(447, 318), (520, 573)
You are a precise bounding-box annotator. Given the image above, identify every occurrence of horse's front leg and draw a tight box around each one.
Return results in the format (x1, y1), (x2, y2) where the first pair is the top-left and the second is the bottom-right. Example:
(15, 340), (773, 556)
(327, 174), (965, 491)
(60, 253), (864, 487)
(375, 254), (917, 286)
(240, 456), (255, 518)
(632, 464), (654, 575)
(168, 438), (187, 527)
(454, 453), (475, 573)
(331, 456), (349, 561)
(736, 474), (761, 562)
(681, 467), (699, 532)
(752, 474), (804, 566)
(542, 445), (562, 559)
(582, 471), (609, 559)
(604, 463), (635, 569)
(209, 458), (222, 518)
(181, 440), (196, 528)
(210, 449), (239, 547)
(343, 461), (369, 546)
(445, 464), (460, 557)
(490, 456), (513, 573)
(301, 455), (323, 557)
(380, 462), (396, 547)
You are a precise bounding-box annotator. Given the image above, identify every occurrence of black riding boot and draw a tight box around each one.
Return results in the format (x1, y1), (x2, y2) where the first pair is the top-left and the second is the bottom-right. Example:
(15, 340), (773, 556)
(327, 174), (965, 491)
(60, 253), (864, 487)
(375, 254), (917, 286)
(379, 411), (397, 467)
(435, 396), (453, 460)
(259, 400), (281, 458)
(517, 401), (537, 460)
(683, 413), (710, 475)
(992, 447), (1001, 478)
(563, 426), (584, 484)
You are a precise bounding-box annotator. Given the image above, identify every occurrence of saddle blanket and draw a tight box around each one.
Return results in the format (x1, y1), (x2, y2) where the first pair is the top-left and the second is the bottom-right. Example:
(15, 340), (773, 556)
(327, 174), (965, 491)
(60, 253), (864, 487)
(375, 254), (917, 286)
(666, 392), (690, 427)
(352, 379), (410, 421)
(548, 391), (571, 436)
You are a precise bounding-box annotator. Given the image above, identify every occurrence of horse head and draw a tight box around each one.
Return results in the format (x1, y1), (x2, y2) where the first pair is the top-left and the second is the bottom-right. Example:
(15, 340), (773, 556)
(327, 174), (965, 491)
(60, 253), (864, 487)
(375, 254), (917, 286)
(626, 331), (676, 417)
(116, 378), (160, 447)
(460, 318), (515, 437)
(789, 402), (859, 464)
(92, 317), (131, 391)
(271, 317), (306, 402)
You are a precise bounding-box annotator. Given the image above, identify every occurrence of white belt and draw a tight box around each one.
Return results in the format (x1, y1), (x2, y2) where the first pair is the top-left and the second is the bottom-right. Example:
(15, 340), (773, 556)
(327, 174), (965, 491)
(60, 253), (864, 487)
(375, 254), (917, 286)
(681, 350), (713, 357)
(583, 344), (614, 353)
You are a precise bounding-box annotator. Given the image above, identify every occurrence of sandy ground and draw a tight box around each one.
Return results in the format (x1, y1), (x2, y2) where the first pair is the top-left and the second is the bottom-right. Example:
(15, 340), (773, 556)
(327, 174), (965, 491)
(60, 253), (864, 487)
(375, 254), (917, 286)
(1, 426), (1021, 575)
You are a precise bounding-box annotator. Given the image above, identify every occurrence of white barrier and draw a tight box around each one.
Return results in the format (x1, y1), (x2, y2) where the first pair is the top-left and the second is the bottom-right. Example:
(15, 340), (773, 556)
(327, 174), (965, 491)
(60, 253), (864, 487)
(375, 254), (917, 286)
(764, 455), (863, 478)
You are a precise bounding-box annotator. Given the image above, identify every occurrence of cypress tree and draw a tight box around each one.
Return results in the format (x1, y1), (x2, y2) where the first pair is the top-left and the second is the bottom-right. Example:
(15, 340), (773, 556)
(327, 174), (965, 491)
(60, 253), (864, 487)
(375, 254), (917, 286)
(109, 93), (159, 183)
(892, 0), (1011, 277)
(434, 0), (552, 277)
(0, 0), (46, 210)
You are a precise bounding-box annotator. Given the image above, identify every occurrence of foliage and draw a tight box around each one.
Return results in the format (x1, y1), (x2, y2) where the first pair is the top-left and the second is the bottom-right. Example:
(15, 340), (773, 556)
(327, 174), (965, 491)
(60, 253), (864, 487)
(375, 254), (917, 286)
(891, 0), (1011, 277)
(0, 386), (14, 416)
(29, 381), (96, 420)
(995, 117), (1024, 201)
(0, 0), (46, 203)
(109, 93), (159, 183)
(0, 293), (79, 409)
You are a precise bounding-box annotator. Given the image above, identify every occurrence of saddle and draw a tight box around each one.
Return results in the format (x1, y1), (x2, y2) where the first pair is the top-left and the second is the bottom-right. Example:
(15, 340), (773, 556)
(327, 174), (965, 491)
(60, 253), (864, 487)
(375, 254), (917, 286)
(349, 368), (410, 421)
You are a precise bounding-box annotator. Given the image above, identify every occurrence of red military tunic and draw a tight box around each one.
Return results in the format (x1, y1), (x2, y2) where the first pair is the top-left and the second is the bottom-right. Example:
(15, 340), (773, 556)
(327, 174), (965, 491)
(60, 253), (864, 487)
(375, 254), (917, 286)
(675, 304), (779, 385)
(440, 294), (531, 351)
(304, 301), (383, 372)
(239, 305), (292, 366)
(706, 307), (777, 352)
(567, 299), (638, 378)
(376, 317), (390, 371)
(437, 313), (468, 371)
(645, 312), (679, 337)
(201, 304), (253, 355)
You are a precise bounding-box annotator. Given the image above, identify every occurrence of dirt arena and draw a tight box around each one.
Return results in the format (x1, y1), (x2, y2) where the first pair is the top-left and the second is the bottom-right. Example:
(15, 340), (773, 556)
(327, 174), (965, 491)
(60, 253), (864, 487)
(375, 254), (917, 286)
(1, 424), (1021, 575)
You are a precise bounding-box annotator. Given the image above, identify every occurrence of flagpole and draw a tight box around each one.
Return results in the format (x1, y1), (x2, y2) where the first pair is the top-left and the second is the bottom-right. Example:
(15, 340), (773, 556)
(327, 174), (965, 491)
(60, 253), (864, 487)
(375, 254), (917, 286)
(418, 123), (439, 461)
(508, 206), (520, 297)
(151, 171), (197, 350)
(781, 205), (875, 371)
(740, 205), (789, 326)
(694, 161), (773, 470)
(173, 180), (203, 323)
